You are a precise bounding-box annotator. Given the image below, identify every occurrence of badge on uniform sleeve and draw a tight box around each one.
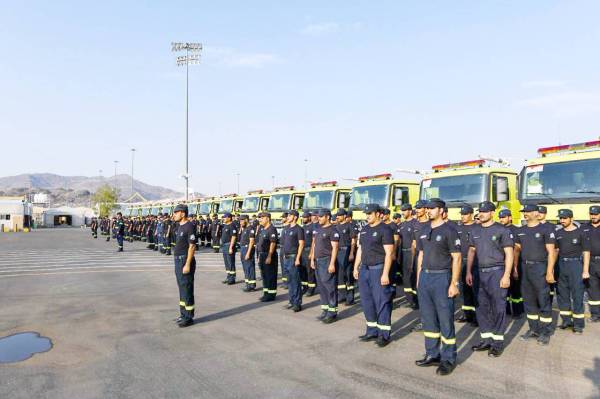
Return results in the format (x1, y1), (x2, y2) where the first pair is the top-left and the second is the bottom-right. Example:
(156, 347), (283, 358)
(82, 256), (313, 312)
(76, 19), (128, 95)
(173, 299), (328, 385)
(436, 235), (442, 242)
(232, 229), (237, 234)
(550, 233), (555, 238)
(373, 232), (378, 237)
(455, 239), (461, 246)
(190, 234), (196, 240)
(334, 233), (339, 238)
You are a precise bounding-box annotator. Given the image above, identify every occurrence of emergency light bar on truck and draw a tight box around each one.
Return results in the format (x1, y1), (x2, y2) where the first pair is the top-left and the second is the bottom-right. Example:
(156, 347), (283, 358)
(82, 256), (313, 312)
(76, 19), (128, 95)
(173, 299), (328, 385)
(273, 186), (295, 192)
(310, 181), (338, 188)
(222, 193), (238, 198)
(432, 159), (485, 172)
(247, 190), (264, 195)
(537, 140), (600, 157)
(358, 173), (392, 182)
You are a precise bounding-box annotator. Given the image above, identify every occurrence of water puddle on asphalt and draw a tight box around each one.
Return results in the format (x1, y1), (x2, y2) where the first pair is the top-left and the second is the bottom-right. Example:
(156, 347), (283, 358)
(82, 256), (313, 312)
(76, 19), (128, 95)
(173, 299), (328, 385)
(0, 332), (52, 363)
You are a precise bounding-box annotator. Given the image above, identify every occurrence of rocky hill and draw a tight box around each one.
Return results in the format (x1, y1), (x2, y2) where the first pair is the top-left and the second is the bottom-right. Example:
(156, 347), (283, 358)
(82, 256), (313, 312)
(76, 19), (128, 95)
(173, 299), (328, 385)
(0, 173), (183, 206)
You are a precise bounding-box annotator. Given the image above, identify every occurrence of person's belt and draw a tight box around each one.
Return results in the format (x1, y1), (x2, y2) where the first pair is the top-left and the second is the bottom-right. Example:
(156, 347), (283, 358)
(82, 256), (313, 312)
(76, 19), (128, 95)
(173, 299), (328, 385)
(221, 242), (231, 246)
(174, 255), (187, 259)
(592, 255), (600, 260)
(284, 253), (297, 257)
(338, 246), (349, 250)
(401, 248), (412, 252)
(362, 264), (384, 270)
(241, 244), (249, 248)
(316, 256), (331, 261)
(479, 265), (504, 272)
(523, 260), (546, 265)
(423, 269), (450, 274)
(561, 257), (582, 261)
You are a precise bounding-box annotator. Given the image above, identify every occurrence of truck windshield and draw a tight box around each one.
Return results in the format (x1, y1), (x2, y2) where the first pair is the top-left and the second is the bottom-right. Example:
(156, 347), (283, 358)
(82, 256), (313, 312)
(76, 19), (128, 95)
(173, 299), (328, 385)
(141, 208), (150, 216)
(420, 174), (486, 205)
(187, 205), (196, 215)
(198, 203), (211, 214)
(350, 185), (389, 210)
(220, 199), (234, 213)
(304, 190), (334, 210)
(521, 158), (600, 202)
(242, 196), (259, 212)
(151, 207), (160, 216)
(268, 194), (291, 211)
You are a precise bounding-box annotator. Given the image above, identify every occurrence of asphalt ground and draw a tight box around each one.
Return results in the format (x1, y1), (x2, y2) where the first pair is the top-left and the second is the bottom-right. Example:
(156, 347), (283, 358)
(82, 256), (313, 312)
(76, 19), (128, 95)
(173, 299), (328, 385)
(1, 228), (599, 399)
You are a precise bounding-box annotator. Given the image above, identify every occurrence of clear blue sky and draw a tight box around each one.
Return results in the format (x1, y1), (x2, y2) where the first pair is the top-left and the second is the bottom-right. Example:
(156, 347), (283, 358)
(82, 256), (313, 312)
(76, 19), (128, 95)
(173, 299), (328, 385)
(2, 1), (599, 195)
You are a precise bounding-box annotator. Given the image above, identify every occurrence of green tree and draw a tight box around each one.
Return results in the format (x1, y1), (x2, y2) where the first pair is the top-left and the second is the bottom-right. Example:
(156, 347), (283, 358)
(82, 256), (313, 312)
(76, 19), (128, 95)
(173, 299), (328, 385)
(93, 185), (119, 217)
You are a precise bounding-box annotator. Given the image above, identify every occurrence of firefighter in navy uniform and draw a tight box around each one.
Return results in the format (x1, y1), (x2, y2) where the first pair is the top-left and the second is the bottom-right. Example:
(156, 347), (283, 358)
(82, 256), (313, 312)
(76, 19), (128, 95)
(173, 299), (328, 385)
(499, 209), (524, 318)
(280, 212), (290, 289)
(256, 212), (279, 301)
(335, 209), (354, 305)
(211, 214), (221, 253)
(555, 209), (590, 334)
(586, 206), (600, 322)
(414, 198), (462, 376)
(353, 204), (395, 347)
(163, 214), (172, 255)
(281, 210), (305, 312)
(538, 205), (558, 298)
(399, 204), (417, 308)
(466, 202), (514, 357)
(220, 213), (238, 285)
(456, 204), (478, 326)
(310, 209), (340, 324)
(410, 200), (431, 332)
(91, 217), (98, 238)
(115, 212), (125, 252)
(514, 204), (557, 346)
(346, 211), (360, 304)
(171, 204), (197, 328)
(382, 209), (400, 294)
(302, 212), (317, 296)
(239, 215), (257, 292)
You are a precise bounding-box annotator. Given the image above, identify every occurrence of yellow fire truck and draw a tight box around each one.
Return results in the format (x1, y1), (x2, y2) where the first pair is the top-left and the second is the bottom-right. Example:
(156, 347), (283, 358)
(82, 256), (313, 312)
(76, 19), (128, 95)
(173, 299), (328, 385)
(240, 190), (271, 218)
(266, 186), (305, 230)
(303, 181), (351, 215)
(419, 159), (520, 221)
(350, 173), (420, 222)
(519, 139), (600, 223)
(217, 194), (244, 218)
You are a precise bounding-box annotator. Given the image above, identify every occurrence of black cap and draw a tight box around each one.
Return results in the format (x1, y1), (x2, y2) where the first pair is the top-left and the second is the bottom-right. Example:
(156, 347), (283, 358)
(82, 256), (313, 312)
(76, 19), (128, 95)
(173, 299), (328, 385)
(425, 198), (445, 209)
(460, 205), (474, 215)
(400, 203), (413, 211)
(478, 201), (496, 213)
(289, 210), (299, 217)
(239, 214), (249, 220)
(590, 205), (600, 215)
(498, 209), (512, 218)
(174, 204), (188, 213)
(302, 211), (312, 218)
(363, 203), (381, 214)
(415, 200), (427, 209)
(222, 212), (232, 218)
(259, 212), (271, 218)
(336, 209), (347, 217)
(521, 204), (538, 213)
(393, 213), (402, 219)
(282, 212), (289, 218)
(537, 205), (548, 214)
(558, 209), (573, 218)
(317, 209), (331, 217)
(382, 208), (391, 215)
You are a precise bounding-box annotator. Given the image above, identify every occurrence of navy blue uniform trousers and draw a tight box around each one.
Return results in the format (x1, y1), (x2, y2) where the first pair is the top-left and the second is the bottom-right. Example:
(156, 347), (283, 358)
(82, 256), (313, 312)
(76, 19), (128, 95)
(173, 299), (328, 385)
(358, 264), (394, 339)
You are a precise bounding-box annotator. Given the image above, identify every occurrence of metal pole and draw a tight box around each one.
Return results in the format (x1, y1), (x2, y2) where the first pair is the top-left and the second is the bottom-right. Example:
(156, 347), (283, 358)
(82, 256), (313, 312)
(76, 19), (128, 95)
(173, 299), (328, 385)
(131, 148), (135, 196)
(185, 48), (189, 201)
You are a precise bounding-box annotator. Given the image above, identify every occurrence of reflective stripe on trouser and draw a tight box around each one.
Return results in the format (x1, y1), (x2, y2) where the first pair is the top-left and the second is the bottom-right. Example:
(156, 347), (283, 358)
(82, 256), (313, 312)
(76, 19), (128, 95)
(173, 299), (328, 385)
(588, 259), (600, 318)
(174, 255), (196, 321)
(418, 270), (456, 363)
(557, 258), (585, 330)
(302, 249), (317, 288)
(507, 261), (524, 316)
(221, 244), (236, 282)
(280, 251), (288, 284)
(358, 264), (393, 340)
(240, 246), (256, 287)
(336, 247), (355, 302)
(522, 261), (553, 336)
(461, 258), (478, 315)
(259, 252), (278, 297)
(285, 256), (302, 306)
(476, 267), (508, 349)
(316, 256), (338, 316)
(401, 249), (417, 304)
(116, 234), (124, 249)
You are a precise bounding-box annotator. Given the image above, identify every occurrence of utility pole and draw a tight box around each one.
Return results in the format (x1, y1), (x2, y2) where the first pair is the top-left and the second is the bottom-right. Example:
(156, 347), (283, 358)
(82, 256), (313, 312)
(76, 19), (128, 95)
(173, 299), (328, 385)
(130, 148), (136, 196)
(172, 42), (202, 201)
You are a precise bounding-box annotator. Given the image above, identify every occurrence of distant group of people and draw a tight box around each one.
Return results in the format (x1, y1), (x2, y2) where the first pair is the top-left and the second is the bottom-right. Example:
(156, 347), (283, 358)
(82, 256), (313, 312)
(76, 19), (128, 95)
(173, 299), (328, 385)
(91, 200), (600, 376)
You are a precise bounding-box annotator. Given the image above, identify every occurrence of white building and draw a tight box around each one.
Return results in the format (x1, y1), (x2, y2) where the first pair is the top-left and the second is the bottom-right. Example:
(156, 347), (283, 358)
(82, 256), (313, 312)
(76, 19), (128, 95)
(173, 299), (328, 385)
(41, 207), (95, 227)
(0, 197), (33, 232)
